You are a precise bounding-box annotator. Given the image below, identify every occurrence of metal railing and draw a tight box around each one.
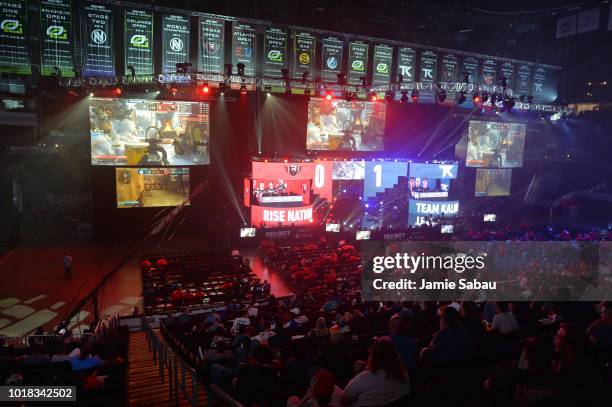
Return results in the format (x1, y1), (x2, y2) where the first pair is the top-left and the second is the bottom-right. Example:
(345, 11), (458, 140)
(141, 317), (201, 407)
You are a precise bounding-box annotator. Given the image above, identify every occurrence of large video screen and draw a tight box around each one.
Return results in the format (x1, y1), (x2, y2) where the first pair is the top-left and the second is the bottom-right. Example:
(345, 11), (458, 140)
(116, 167), (190, 208)
(466, 121), (526, 168)
(475, 168), (512, 197)
(408, 163), (458, 200)
(307, 98), (386, 151)
(332, 160), (365, 180)
(90, 98), (210, 166)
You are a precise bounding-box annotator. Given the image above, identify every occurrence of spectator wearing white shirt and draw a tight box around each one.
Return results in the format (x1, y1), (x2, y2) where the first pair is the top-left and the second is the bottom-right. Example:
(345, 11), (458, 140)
(488, 301), (519, 334)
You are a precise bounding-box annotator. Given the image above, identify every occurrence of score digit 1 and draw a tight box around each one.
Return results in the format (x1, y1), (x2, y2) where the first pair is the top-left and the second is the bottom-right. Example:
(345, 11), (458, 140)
(373, 164), (382, 187)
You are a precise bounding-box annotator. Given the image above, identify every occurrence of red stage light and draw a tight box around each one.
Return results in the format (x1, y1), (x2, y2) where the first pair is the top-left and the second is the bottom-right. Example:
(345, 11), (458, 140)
(113, 87), (122, 96)
(325, 91), (333, 101)
(371, 94), (378, 102)
(200, 85), (210, 94)
(473, 95), (481, 104)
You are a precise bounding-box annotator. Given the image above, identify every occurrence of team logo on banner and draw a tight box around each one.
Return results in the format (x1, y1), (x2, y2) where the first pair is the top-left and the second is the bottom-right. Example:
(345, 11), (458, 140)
(286, 165), (302, 177)
(352, 60), (364, 71)
(47, 25), (66, 39)
(299, 52), (310, 64)
(268, 50), (282, 62)
(169, 37), (184, 51)
(206, 42), (218, 54)
(1, 19), (21, 34)
(376, 63), (388, 74)
(130, 34), (148, 48)
(91, 29), (107, 44)
(326, 56), (337, 69)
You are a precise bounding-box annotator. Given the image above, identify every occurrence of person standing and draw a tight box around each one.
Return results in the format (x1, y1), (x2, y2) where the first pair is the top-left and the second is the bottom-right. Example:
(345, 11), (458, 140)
(64, 251), (73, 279)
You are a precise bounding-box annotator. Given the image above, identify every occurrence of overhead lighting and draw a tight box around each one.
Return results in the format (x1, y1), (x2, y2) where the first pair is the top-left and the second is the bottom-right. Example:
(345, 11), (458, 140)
(199, 83), (210, 95)
(325, 90), (333, 101)
(368, 92), (378, 102)
(113, 87), (122, 96)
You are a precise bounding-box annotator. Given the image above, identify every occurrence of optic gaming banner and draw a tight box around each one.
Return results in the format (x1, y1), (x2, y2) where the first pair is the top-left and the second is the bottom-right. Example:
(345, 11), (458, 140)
(232, 22), (256, 77)
(500, 62), (515, 91)
(125, 8), (154, 75)
(293, 30), (316, 80)
(460, 56), (479, 83)
(263, 26), (288, 78)
(515, 64), (532, 96)
(161, 14), (190, 73)
(480, 58), (497, 86)
(372, 44), (392, 86)
(397, 47), (416, 82)
(80, 2), (114, 77)
(40, 0), (75, 77)
(321, 35), (343, 83)
(0, 0), (30, 74)
(408, 200), (459, 226)
(440, 53), (458, 100)
(347, 40), (369, 85)
(418, 49), (437, 102)
(199, 17), (224, 74)
(532, 66), (557, 103)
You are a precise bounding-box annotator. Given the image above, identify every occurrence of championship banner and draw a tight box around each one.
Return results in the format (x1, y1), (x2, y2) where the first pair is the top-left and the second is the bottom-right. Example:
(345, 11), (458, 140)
(0, 0), (30, 74)
(199, 17), (224, 74)
(162, 14), (190, 73)
(347, 40), (369, 85)
(251, 204), (314, 226)
(440, 53), (458, 100)
(372, 44), (392, 86)
(40, 0), (75, 77)
(397, 47), (416, 82)
(321, 35), (343, 83)
(515, 64), (532, 96)
(232, 22), (256, 77)
(263, 26), (288, 78)
(293, 30), (316, 80)
(480, 58), (497, 86)
(418, 49), (437, 102)
(532, 66), (557, 103)
(408, 200), (459, 226)
(460, 56), (479, 83)
(500, 61), (515, 91)
(125, 8), (154, 75)
(80, 2), (114, 77)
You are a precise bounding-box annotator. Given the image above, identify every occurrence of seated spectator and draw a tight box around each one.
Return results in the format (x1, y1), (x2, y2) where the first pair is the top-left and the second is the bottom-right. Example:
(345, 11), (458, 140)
(70, 343), (103, 371)
(587, 301), (612, 352)
(485, 336), (559, 406)
(488, 301), (519, 334)
(51, 343), (79, 363)
(388, 314), (417, 371)
(234, 344), (281, 407)
(204, 341), (233, 362)
(460, 302), (487, 346)
(420, 306), (472, 367)
(340, 337), (410, 406)
(287, 369), (342, 407)
(310, 317), (330, 339)
(20, 344), (50, 366)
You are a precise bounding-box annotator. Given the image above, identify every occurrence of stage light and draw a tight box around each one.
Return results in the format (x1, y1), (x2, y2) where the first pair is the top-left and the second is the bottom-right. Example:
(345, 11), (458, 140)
(411, 89), (418, 103)
(89, 92), (94, 97)
(199, 83), (210, 95)
(369, 92), (378, 102)
(170, 84), (178, 96)
(400, 90), (409, 103)
(113, 87), (122, 96)
(240, 83), (247, 95)
(438, 90), (447, 103)
(472, 92), (481, 104)
(325, 90), (333, 101)
(457, 91), (466, 105)
(264, 85), (272, 96)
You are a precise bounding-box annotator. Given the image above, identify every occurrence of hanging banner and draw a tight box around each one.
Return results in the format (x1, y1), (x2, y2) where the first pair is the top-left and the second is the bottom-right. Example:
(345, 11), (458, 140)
(347, 39), (369, 85)
(397, 47), (416, 83)
(418, 49), (437, 102)
(556, 14), (577, 39)
(321, 35), (343, 83)
(80, 2), (114, 77)
(232, 22), (256, 77)
(125, 8), (154, 75)
(440, 53), (458, 100)
(500, 61), (515, 92)
(532, 66), (558, 103)
(199, 17), (224, 74)
(0, 0), (30, 74)
(40, 0), (75, 77)
(460, 56), (479, 83)
(372, 44), (392, 86)
(263, 26), (288, 78)
(293, 30), (316, 80)
(162, 14), (190, 73)
(515, 64), (532, 96)
(480, 58), (497, 86)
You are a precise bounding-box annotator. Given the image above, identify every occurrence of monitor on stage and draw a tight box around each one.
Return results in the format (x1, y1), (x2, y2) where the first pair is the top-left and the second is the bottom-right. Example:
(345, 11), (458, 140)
(466, 121), (526, 168)
(475, 168), (512, 197)
(307, 98), (386, 151)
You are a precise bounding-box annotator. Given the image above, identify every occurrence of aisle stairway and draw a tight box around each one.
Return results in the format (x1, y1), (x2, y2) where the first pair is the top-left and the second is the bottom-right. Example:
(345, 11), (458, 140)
(127, 331), (208, 407)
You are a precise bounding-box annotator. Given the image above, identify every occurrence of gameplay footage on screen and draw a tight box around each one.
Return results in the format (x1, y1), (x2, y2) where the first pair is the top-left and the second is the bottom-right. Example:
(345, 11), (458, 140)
(466, 120), (526, 168)
(115, 167), (190, 208)
(90, 98), (210, 166)
(306, 98), (386, 151)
